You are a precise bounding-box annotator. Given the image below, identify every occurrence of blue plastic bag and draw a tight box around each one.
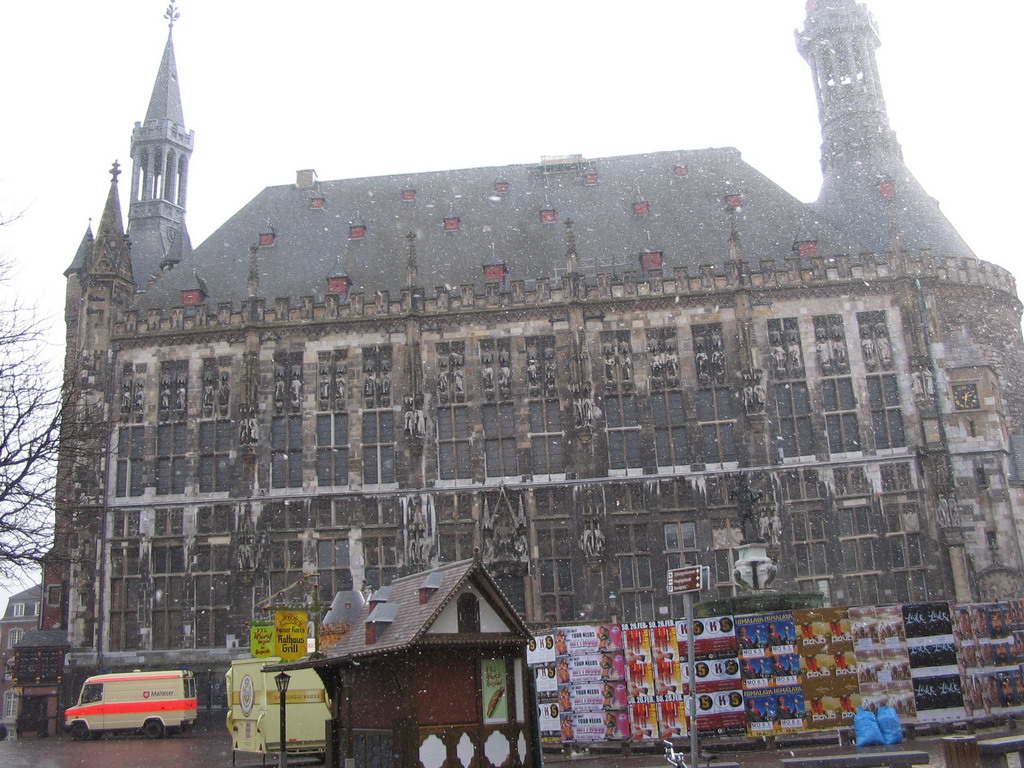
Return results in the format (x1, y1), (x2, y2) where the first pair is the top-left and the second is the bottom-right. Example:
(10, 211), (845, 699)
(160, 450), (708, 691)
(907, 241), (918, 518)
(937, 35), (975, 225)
(876, 705), (904, 745)
(854, 707), (884, 747)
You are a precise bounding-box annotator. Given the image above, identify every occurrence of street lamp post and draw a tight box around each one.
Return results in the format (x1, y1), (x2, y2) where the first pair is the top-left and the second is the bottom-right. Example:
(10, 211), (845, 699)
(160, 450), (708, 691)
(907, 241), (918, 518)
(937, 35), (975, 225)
(275, 671), (291, 768)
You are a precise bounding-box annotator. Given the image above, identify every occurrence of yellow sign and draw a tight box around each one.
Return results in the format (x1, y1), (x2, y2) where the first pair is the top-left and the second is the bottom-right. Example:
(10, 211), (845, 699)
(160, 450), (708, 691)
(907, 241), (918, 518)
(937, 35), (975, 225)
(274, 611), (308, 661)
(250, 622), (275, 658)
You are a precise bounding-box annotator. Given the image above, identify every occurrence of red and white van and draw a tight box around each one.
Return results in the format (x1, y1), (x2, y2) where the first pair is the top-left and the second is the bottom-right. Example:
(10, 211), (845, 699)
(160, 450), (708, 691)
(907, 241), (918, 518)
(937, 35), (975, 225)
(64, 669), (198, 740)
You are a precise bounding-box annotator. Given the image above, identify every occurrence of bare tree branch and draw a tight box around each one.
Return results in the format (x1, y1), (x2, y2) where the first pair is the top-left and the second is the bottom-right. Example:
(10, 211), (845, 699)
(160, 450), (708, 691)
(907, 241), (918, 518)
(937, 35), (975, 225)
(0, 254), (64, 580)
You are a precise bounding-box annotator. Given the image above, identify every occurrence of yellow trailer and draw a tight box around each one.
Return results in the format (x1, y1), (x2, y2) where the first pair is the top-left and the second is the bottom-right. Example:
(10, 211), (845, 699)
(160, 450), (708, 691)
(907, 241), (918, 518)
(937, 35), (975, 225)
(225, 657), (330, 761)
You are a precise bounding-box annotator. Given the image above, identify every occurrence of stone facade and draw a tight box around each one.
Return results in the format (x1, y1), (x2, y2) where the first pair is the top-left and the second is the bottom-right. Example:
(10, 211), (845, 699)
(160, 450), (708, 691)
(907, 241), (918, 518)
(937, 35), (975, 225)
(47, 1), (1024, 676)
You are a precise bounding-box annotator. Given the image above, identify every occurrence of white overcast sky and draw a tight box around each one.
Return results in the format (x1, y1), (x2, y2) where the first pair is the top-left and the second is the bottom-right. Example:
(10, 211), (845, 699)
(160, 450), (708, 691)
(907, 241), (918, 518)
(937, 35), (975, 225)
(0, 0), (1020, 600)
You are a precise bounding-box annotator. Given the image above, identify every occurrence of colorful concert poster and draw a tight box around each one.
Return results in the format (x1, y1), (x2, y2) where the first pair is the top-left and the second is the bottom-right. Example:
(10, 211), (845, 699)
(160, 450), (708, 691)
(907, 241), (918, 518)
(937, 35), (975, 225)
(744, 684), (806, 735)
(650, 620), (683, 696)
(795, 607), (859, 731)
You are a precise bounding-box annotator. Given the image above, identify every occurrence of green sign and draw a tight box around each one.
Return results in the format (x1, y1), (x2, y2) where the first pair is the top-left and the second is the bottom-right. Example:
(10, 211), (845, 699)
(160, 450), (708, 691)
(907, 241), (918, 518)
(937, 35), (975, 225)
(250, 622), (275, 658)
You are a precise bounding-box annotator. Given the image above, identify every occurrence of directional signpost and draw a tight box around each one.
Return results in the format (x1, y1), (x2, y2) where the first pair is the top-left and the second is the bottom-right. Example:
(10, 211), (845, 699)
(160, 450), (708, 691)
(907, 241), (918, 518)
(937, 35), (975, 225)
(667, 564), (707, 768)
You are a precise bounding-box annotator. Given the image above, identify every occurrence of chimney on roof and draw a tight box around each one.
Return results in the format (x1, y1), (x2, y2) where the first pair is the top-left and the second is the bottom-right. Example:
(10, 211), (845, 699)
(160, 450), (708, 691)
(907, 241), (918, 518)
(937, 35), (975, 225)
(418, 571), (445, 605)
(296, 169), (318, 190)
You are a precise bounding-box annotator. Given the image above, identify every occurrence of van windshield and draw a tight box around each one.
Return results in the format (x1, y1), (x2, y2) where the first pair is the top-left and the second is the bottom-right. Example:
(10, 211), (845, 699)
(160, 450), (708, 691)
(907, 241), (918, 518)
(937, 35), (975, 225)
(80, 683), (102, 704)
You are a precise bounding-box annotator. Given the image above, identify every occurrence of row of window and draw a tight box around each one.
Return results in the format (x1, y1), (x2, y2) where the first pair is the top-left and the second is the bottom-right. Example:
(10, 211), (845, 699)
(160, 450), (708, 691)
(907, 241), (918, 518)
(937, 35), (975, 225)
(117, 372), (905, 497)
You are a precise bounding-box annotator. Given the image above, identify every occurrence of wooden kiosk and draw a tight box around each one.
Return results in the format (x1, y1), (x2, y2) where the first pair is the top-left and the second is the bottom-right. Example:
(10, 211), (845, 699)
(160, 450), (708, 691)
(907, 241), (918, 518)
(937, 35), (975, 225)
(274, 558), (538, 768)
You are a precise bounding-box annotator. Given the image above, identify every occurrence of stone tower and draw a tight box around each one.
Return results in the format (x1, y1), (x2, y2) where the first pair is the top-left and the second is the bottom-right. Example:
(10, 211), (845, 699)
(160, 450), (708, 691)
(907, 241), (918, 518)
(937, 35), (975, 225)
(127, 12), (193, 283)
(798, 0), (973, 258)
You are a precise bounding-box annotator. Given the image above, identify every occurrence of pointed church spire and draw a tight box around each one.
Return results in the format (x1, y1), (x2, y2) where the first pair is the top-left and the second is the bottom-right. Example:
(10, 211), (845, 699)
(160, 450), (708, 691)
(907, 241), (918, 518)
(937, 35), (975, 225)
(146, 18), (185, 126)
(64, 222), (94, 277)
(128, 4), (194, 282)
(88, 162), (134, 286)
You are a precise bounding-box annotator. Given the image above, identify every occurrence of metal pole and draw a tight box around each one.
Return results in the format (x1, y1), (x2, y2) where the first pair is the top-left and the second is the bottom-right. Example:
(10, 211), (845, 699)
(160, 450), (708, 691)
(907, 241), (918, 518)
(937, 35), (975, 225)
(686, 592), (699, 768)
(279, 691), (287, 768)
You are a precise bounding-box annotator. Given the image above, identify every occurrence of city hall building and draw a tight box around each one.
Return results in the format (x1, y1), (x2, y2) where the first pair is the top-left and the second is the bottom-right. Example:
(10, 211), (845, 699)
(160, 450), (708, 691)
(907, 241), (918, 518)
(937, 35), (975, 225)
(46, 0), (1024, 675)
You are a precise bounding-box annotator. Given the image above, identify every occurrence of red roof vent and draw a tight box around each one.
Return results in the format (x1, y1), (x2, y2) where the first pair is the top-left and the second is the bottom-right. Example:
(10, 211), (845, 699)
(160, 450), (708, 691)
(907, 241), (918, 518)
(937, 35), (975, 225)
(540, 209), (557, 224)
(794, 240), (819, 257)
(443, 217), (461, 232)
(633, 201), (650, 217)
(725, 194), (743, 211)
(584, 172), (599, 186)
(402, 189), (416, 202)
(484, 263), (507, 283)
(259, 232), (275, 247)
(349, 224), (366, 240)
(674, 165), (689, 177)
(327, 276), (352, 295)
(640, 251), (663, 271)
(311, 197), (325, 210)
(879, 181), (896, 200)
(494, 181), (509, 194)
(182, 289), (204, 307)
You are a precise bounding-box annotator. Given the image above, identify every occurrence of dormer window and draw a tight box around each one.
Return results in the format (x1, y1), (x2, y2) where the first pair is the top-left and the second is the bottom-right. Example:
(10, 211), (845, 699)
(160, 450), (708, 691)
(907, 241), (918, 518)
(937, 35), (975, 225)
(259, 232), (275, 247)
(484, 263), (507, 283)
(181, 289), (204, 307)
(674, 165), (689, 177)
(584, 172), (599, 186)
(494, 181), (509, 194)
(640, 251), (663, 271)
(443, 217), (461, 232)
(349, 225), (366, 240)
(402, 190), (416, 202)
(310, 197), (325, 210)
(540, 209), (557, 224)
(794, 240), (818, 257)
(327, 276), (352, 295)
(633, 201), (650, 217)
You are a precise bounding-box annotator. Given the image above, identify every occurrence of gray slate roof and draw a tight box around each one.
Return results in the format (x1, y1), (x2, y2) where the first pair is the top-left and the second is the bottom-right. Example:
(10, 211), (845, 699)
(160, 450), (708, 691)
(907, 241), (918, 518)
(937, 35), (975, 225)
(146, 30), (185, 126)
(14, 629), (68, 649)
(815, 156), (974, 260)
(1, 585), (40, 620)
(136, 147), (860, 308)
(316, 559), (530, 663)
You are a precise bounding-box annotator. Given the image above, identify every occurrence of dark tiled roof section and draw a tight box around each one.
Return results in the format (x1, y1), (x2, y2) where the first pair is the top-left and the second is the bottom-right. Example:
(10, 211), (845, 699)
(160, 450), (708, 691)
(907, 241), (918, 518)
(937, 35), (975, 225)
(323, 559), (529, 662)
(815, 156), (974, 260)
(2, 585), (41, 620)
(14, 629), (68, 648)
(136, 148), (859, 308)
(146, 29), (185, 126)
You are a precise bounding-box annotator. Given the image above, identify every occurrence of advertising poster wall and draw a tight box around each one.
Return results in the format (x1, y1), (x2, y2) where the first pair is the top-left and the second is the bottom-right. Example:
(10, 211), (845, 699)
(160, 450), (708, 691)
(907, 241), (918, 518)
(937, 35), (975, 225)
(651, 621), (683, 696)
(849, 605), (916, 719)
(954, 601), (1024, 719)
(903, 602), (966, 722)
(677, 615), (746, 735)
(737, 612), (800, 735)
(623, 623), (657, 740)
(795, 607), (857, 732)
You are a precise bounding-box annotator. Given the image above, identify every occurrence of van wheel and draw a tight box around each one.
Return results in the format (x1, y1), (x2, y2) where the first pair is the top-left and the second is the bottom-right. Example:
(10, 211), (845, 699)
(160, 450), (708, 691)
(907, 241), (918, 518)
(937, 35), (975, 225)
(69, 721), (90, 741)
(142, 720), (164, 739)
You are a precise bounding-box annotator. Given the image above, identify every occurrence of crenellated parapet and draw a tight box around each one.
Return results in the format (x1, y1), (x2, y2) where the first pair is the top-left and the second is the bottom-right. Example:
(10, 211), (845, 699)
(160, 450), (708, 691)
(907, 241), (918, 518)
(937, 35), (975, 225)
(113, 250), (1020, 339)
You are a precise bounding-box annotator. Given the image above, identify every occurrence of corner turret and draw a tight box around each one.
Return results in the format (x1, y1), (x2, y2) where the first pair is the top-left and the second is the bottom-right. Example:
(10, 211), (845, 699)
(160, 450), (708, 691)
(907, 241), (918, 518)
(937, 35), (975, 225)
(798, 0), (973, 258)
